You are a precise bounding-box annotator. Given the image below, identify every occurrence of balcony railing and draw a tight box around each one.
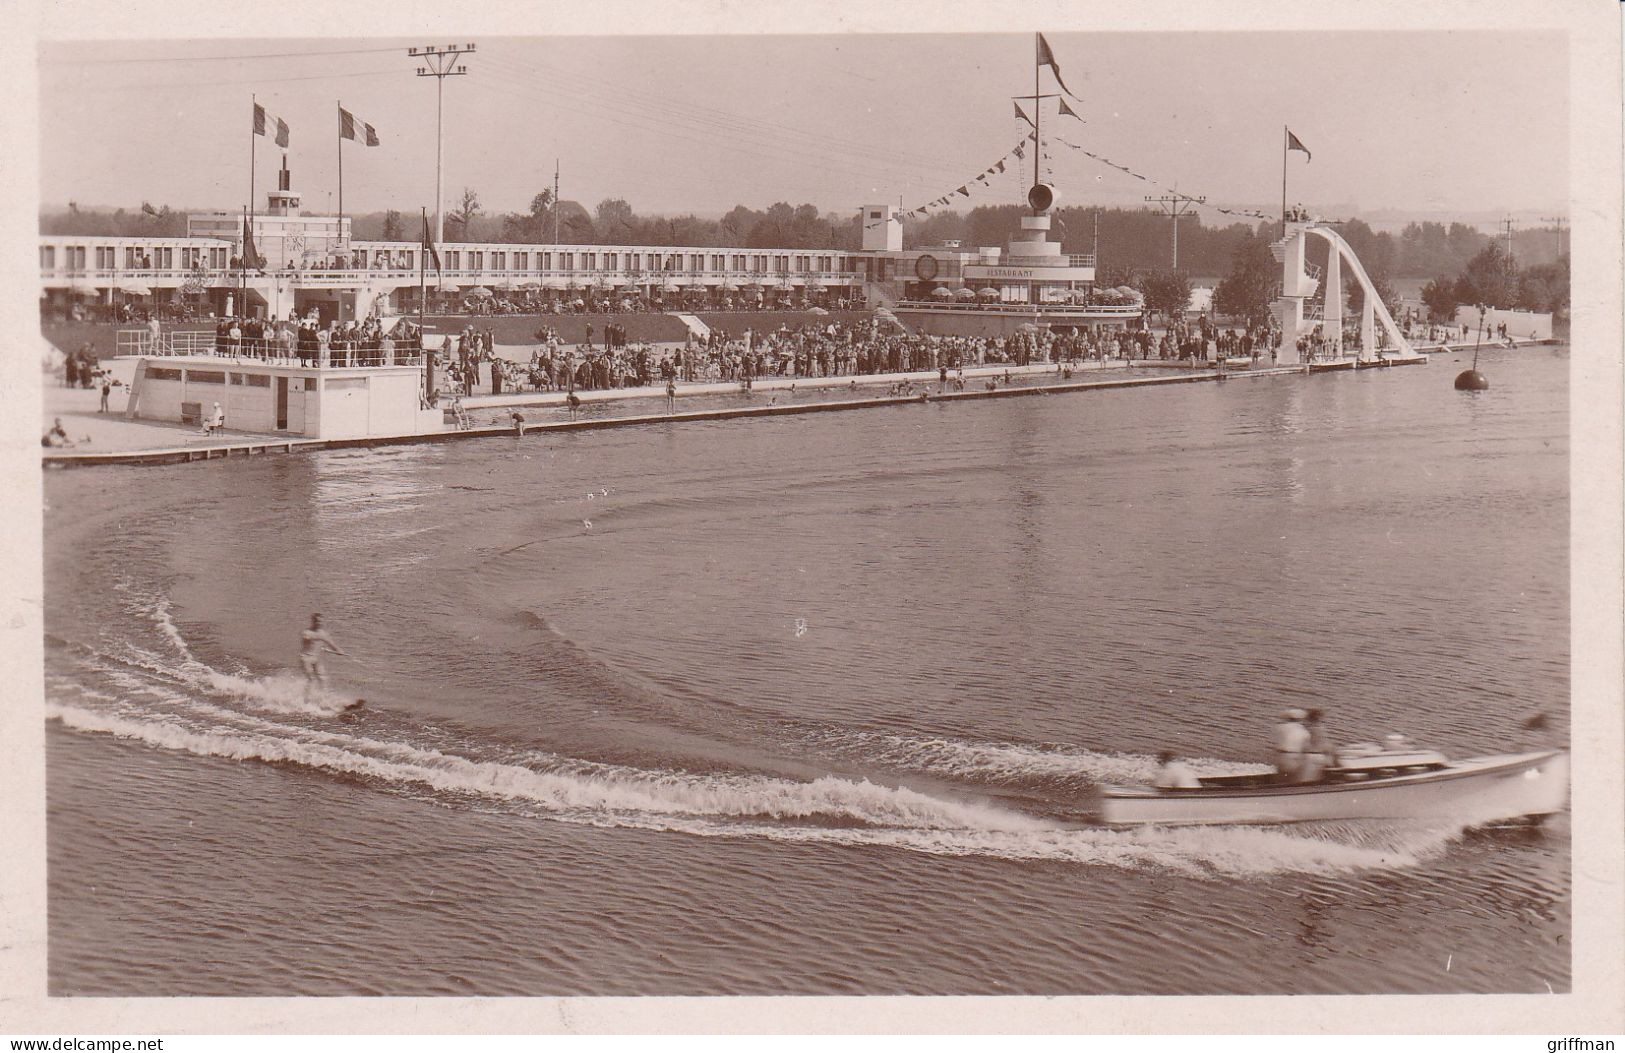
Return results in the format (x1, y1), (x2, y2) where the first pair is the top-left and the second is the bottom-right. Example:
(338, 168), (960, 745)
(893, 299), (1142, 315)
(44, 264), (865, 290)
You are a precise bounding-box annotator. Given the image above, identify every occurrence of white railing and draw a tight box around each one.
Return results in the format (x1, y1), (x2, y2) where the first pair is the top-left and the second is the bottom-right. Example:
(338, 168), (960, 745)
(894, 300), (1142, 315)
(48, 264), (864, 290)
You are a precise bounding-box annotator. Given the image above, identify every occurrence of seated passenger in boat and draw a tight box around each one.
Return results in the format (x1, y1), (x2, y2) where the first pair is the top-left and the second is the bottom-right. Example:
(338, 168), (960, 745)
(1274, 708), (1310, 781)
(1300, 708), (1337, 782)
(1152, 750), (1201, 790)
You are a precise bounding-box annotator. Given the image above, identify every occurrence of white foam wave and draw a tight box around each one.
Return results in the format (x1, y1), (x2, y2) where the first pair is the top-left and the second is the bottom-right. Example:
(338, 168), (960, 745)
(45, 702), (1047, 832)
(46, 695), (1462, 877)
(824, 732), (1269, 785)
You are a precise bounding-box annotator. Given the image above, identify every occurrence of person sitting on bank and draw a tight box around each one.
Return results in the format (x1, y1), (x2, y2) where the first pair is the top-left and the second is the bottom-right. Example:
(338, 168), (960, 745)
(1273, 708), (1310, 781)
(1153, 749), (1201, 790)
(202, 402), (226, 436)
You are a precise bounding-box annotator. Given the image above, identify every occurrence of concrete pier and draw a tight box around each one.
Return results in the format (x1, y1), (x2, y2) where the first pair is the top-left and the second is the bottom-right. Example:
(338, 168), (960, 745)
(39, 353), (1443, 470)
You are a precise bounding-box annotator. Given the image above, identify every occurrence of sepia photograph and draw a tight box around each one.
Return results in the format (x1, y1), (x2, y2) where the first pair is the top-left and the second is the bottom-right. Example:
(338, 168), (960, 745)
(4, 0), (1622, 1037)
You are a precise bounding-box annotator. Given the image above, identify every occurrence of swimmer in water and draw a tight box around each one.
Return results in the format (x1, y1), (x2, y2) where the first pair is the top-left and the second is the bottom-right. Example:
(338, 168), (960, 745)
(300, 613), (347, 698)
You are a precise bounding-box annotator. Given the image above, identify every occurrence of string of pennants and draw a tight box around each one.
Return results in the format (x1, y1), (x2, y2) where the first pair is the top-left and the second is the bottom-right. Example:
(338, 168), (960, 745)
(863, 132), (1039, 231)
(1053, 135), (1277, 222)
(867, 129), (1276, 231)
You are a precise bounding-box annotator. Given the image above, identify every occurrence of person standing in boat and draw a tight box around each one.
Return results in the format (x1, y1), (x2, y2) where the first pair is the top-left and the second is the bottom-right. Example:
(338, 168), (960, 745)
(1274, 708), (1310, 781)
(1300, 708), (1337, 782)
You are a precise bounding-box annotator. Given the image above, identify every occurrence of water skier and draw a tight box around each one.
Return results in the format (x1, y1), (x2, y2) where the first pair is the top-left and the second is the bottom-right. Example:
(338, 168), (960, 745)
(300, 613), (348, 700)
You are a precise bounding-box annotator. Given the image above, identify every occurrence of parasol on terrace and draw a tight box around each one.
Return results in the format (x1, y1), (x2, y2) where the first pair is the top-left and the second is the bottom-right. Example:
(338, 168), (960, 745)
(120, 281), (152, 297)
(437, 282), (462, 294)
(954, 287), (977, 300)
(468, 286), (494, 298)
(977, 286), (1000, 299)
(931, 286), (953, 299)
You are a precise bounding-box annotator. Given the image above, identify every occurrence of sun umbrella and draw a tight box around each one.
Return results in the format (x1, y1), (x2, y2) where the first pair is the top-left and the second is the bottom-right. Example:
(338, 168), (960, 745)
(932, 286), (953, 299)
(69, 279), (99, 296)
(977, 286), (1000, 299)
(437, 282), (461, 294)
(120, 281), (152, 297)
(468, 287), (494, 298)
(954, 287), (977, 300)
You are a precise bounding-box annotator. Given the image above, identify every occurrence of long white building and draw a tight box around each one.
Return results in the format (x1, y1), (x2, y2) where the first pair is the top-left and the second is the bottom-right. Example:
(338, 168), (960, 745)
(40, 165), (1128, 333)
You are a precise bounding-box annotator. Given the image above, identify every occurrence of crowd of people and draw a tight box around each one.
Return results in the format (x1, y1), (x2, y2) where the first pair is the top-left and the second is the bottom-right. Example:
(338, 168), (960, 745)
(452, 291), (860, 317)
(411, 315), (1291, 405)
(202, 314), (427, 367)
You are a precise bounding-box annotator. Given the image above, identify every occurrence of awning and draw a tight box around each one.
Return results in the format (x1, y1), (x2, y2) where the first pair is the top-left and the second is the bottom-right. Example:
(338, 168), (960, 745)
(120, 281), (152, 297)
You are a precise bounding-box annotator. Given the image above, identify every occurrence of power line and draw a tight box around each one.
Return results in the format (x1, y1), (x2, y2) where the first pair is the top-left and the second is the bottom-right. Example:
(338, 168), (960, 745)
(1144, 192), (1204, 270)
(409, 43), (475, 245)
(43, 44), (406, 65)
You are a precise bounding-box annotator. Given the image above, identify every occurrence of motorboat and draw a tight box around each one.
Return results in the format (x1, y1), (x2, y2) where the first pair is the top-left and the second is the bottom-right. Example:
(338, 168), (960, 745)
(1095, 743), (1569, 827)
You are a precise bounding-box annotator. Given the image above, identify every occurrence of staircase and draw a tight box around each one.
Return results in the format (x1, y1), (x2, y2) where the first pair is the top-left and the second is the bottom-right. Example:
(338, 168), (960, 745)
(672, 313), (711, 342)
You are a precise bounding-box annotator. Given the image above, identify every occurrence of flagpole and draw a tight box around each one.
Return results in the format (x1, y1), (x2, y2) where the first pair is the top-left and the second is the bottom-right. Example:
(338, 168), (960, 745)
(1281, 125), (1288, 240)
(425, 203), (432, 377)
(249, 95), (257, 225)
(337, 102), (344, 251)
(1033, 34), (1041, 199)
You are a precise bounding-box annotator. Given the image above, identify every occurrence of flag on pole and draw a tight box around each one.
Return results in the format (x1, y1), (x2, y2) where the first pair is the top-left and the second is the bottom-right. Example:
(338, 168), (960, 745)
(421, 211), (442, 275)
(254, 103), (291, 147)
(1286, 129), (1311, 162)
(340, 106), (382, 146)
(241, 213), (265, 271)
(1037, 33), (1083, 100)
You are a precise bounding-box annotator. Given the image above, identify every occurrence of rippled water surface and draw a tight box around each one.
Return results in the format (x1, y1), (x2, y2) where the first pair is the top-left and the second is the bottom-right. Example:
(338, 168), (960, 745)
(45, 345), (1570, 995)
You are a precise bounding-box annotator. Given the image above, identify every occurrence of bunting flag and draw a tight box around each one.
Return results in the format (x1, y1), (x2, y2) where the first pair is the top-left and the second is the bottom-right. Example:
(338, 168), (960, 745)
(340, 106), (381, 146)
(1013, 101), (1035, 128)
(253, 103), (290, 147)
(1058, 97), (1083, 121)
(874, 135), (1036, 229)
(1055, 134), (1276, 221)
(1037, 33), (1083, 101)
(1286, 128), (1311, 162)
(421, 211), (442, 275)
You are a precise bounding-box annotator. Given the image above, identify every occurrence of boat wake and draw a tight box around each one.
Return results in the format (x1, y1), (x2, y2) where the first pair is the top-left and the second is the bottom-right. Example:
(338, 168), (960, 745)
(43, 593), (1495, 880)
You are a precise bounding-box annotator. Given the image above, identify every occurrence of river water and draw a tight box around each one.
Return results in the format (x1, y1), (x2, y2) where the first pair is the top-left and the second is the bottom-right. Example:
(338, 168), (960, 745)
(44, 345), (1569, 996)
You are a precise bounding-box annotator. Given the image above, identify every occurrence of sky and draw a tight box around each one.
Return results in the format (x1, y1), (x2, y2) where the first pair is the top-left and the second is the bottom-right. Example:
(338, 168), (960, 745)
(37, 30), (1568, 224)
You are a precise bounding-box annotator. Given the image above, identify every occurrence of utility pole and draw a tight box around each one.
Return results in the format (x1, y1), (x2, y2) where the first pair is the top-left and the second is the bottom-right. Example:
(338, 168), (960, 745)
(553, 159), (560, 247)
(1144, 193), (1205, 271)
(1540, 215), (1565, 259)
(1499, 215), (1516, 263)
(408, 43), (475, 245)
